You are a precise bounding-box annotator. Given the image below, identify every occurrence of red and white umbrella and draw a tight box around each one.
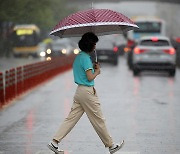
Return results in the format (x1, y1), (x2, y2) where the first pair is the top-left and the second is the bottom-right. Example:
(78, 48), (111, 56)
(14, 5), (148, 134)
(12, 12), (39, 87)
(50, 9), (138, 38)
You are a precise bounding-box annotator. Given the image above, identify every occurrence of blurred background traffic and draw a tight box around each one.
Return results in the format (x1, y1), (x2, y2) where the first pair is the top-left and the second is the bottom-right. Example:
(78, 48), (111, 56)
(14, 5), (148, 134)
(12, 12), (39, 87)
(0, 0), (180, 75)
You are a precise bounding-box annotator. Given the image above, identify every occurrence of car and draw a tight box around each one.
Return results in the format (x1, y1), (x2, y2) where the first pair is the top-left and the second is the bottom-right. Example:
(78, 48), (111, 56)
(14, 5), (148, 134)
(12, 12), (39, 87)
(171, 37), (180, 67)
(49, 38), (78, 57)
(37, 42), (51, 58)
(91, 35), (119, 65)
(68, 40), (80, 55)
(132, 36), (176, 76)
(125, 39), (137, 70)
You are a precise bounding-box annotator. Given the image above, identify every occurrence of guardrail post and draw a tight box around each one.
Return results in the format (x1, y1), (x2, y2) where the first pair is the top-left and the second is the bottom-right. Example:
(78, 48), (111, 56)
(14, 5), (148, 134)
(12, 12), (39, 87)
(5, 70), (10, 103)
(16, 67), (23, 96)
(23, 65), (29, 92)
(9, 68), (16, 100)
(0, 72), (5, 108)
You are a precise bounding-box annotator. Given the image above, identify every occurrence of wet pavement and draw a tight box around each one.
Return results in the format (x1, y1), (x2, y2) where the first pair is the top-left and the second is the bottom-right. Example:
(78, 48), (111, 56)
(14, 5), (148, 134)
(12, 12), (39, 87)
(0, 57), (180, 154)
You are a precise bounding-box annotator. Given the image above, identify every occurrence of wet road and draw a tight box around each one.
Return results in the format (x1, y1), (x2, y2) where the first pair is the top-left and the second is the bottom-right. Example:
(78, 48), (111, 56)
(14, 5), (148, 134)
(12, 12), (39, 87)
(0, 57), (180, 154)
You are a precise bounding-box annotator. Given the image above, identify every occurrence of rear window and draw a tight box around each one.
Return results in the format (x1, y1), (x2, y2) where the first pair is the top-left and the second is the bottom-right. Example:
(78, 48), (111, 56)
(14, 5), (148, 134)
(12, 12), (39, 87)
(140, 40), (170, 46)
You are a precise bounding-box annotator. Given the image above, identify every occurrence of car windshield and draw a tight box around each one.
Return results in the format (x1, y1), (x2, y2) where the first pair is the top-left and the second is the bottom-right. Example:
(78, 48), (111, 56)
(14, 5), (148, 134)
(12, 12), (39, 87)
(140, 40), (170, 46)
(134, 22), (161, 33)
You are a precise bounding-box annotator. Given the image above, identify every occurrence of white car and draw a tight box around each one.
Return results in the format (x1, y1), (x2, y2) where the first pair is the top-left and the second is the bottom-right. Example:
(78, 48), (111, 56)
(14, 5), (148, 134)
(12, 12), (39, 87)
(132, 36), (176, 76)
(51, 38), (78, 56)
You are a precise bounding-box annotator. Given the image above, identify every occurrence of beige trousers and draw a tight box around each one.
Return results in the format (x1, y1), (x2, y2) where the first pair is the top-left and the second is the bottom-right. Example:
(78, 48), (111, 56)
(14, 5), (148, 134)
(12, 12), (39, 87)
(53, 85), (113, 147)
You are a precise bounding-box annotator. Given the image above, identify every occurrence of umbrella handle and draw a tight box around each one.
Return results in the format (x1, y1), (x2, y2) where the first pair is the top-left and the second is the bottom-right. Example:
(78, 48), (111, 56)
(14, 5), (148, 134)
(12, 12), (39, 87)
(94, 49), (98, 63)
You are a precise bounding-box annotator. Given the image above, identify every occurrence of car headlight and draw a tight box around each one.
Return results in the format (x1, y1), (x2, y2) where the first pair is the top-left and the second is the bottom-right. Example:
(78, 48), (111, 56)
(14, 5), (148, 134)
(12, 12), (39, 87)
(40, 51), (46, 57)
(74, 49), (79, 54)
(46, 57), (51, 61)
(46, 48), (51, 54)
(61, 49), (67, 54)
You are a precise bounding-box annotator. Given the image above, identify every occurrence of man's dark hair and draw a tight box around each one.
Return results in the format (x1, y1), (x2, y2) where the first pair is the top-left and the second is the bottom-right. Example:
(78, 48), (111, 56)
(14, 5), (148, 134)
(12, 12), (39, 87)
(78, 32), (99, 53)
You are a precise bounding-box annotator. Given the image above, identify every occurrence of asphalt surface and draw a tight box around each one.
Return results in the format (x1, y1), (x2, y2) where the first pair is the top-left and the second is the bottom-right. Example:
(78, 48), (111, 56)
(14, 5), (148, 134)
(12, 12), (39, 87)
(0, 57), (180, 154)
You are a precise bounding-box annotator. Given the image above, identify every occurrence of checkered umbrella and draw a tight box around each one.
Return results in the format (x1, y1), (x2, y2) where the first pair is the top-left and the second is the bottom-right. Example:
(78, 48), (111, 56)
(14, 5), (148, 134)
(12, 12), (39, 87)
(50, 9), (138, 38)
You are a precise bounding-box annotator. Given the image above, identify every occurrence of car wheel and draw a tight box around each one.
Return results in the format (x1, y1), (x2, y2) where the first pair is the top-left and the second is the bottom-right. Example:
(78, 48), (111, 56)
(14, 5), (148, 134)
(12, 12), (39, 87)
(127, 51), (133, 70)
(113, 59), (118, 66)
(169, 69), (176, 77)
(133, 68), (140, 76)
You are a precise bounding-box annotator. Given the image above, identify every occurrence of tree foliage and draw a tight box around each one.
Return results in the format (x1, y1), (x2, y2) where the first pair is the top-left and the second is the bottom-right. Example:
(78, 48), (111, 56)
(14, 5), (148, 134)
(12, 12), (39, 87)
(0, 0), (77, 33)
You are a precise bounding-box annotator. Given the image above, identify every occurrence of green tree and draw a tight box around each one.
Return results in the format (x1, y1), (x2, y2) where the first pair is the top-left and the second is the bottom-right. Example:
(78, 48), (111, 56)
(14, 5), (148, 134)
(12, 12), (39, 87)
(0, 0), (76, 33)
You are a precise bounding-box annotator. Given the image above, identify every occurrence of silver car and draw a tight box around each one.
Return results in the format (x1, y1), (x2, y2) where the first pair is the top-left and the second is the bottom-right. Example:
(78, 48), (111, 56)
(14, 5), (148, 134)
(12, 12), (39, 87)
(132, 36), (176, 76)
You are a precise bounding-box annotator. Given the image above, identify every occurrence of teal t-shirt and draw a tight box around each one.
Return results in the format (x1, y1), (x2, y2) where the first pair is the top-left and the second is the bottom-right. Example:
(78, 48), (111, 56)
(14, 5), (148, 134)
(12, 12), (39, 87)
(73, 51), (94, 86)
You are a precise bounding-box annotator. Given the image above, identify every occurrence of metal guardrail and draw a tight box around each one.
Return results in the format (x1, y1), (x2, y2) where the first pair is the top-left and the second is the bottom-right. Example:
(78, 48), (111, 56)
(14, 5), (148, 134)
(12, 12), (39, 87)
(0, 54), (75, 109)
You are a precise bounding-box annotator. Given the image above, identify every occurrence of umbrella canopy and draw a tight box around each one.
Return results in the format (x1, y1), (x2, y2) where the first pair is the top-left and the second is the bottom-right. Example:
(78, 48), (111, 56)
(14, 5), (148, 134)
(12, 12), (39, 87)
(50, 9), (138, 38)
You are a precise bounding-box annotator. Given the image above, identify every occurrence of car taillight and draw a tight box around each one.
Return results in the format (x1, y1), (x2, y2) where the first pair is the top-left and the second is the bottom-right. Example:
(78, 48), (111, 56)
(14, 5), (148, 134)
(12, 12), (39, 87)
(124, 47), (131, 52)
(151, 37), (158, 42)
(175, 38), (180, 43)
(163, 48), (175, 55)
(127, 39), (135, 47)
(113, 46), (118, 52)
(134, 47), (145, 54)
